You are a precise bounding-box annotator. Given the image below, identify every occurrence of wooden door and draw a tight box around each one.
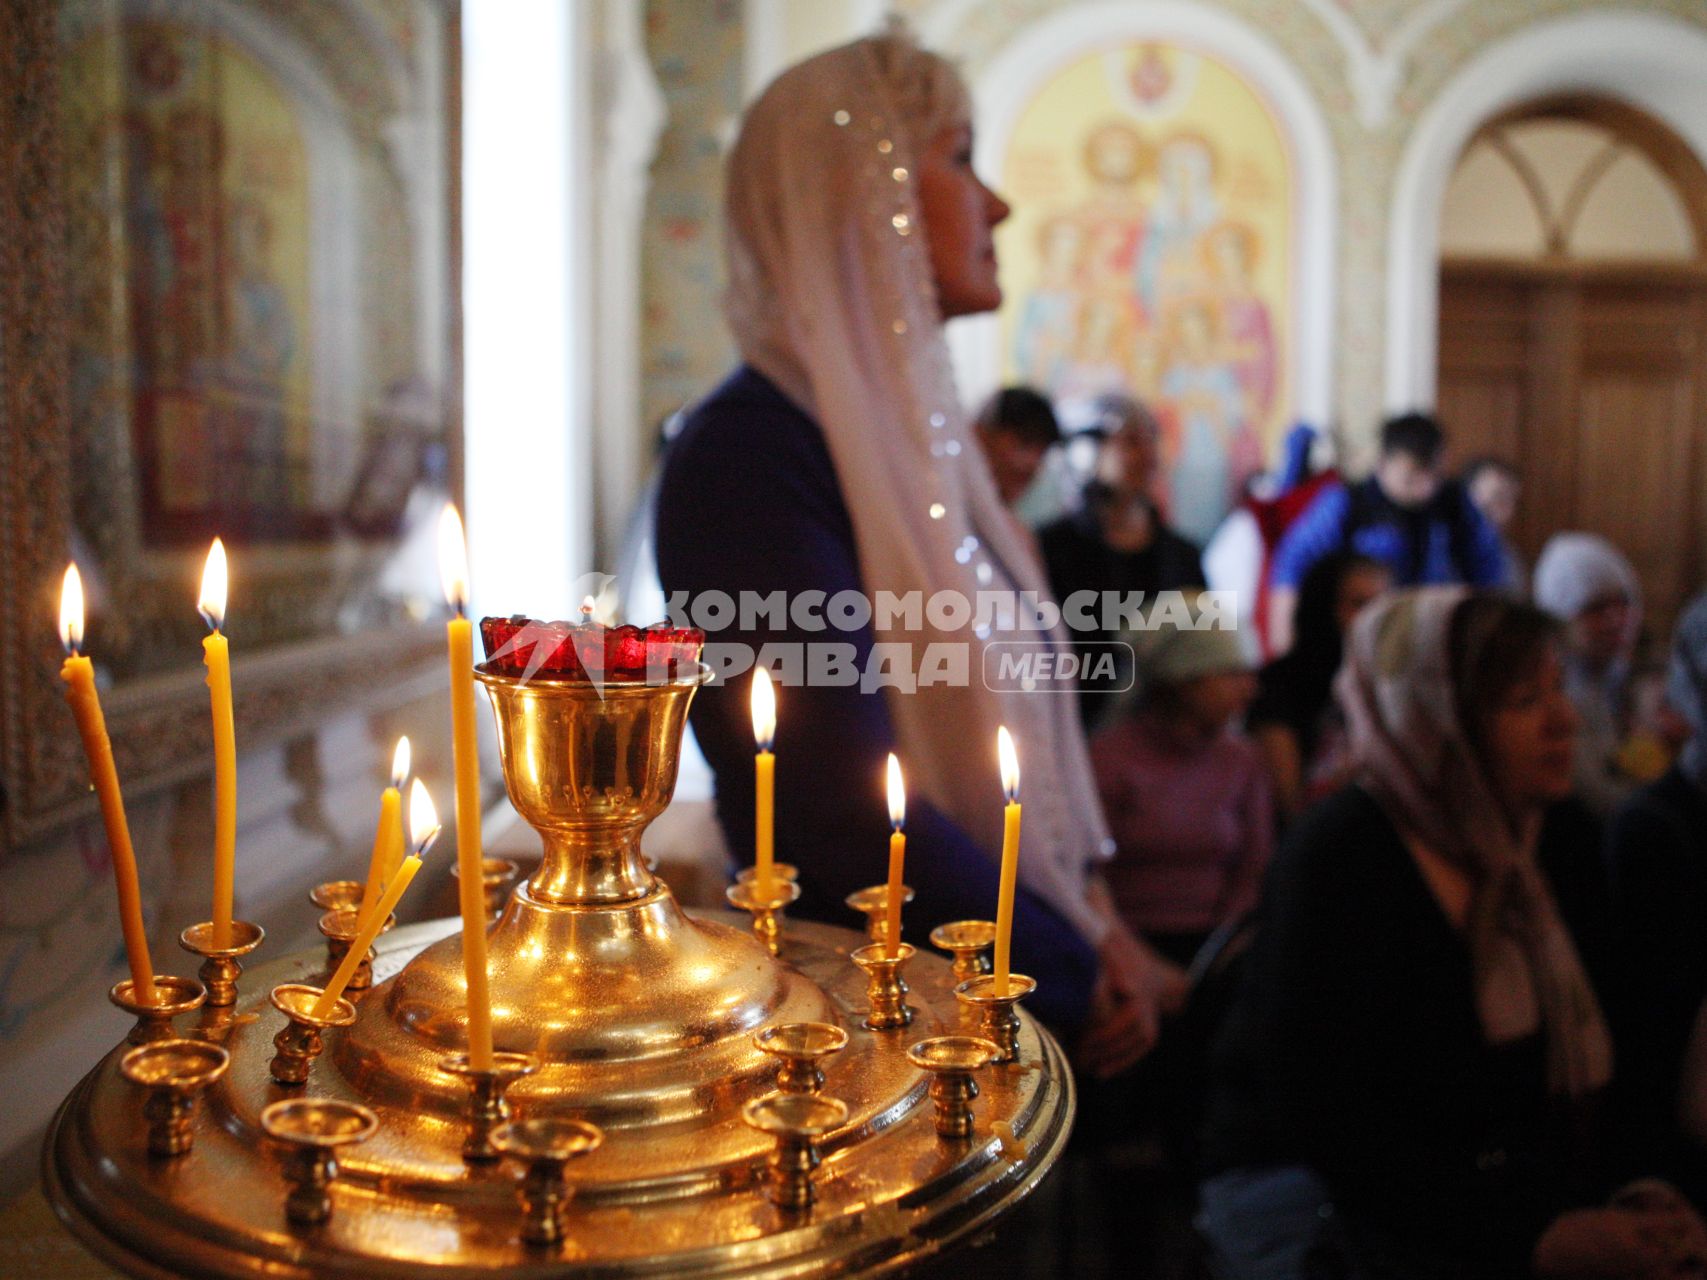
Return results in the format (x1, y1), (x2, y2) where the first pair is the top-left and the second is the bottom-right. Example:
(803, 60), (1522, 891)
(1438, 262), (1707, 637)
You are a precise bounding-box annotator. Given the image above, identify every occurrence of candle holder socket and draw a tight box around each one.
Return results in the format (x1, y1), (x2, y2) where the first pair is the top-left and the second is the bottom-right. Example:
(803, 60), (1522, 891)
(849, 942), (916, 1031)
(844, 883), (914, 945)
(308, 879), (364, 912)
(735, 861), (798, 886)
(317, 908), (395, 993)
(450, 855), (523, 920)
(260, 1098), (379, 1226)
(929, 920), (997, 985)
(440, 1051), (540, 1161)
(725, 876), (801, 957)
(119, 1038), (230, 1157)
(491, 1116), (604, 1247)
(109, 975), (207, 1046)
(742, 1092), (848, 1212)
(906, 1036), (998, 1140)
(178, 920), (264, 1008)
(753, 1022), (849, 1095)
(268, 984), (357, 1086)
(954, 974), (1036, 1065)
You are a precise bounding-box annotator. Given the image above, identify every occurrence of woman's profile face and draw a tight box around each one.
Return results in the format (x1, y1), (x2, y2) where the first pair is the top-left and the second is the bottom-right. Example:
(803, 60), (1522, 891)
(916, 121), (1011, 319)
(1480, 645), (1580, 812)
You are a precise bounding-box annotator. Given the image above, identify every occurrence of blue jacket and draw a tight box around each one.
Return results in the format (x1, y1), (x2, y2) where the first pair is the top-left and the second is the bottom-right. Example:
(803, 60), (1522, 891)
(654, 366), (1099, 1033)
(1269, 476), (1508, 591)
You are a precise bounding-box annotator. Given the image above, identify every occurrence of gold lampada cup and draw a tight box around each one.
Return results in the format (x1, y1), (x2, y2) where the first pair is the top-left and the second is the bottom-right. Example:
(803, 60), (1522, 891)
(261, 1098), (379, 1227)
(109, 975), (206, 1046)
(440, 1050), (540, 1161)
(850, 942), (916, 1031)
(317, 908), (395, 993)
(954, 974), (1037, 1065)
(907, 1036), (998, 1140)
(120, 1038), (230, 1157)
(309, 879), (364, 912)
(930, 920), (997, 985)
(725, 875), (801, 956)
(491, 1116), (604, 1247)
(179, 920), (264, 1008)
(268, 983), (357, 1086)
(844, 883), (915, 945)
(743, 1092), (848, 1212)
(754, 1022), (849, 1095)
(450, 855), (523, 919)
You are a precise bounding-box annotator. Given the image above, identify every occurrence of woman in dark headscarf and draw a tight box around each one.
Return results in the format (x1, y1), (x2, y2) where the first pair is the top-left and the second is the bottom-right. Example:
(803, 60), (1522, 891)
(1199, 589), (1704, 1279)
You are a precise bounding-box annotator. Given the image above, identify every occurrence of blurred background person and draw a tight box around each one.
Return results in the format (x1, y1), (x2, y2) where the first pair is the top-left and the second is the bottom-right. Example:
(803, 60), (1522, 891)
(1266, 412), (1508, 652)
(1246, 551), (1390, 826)
(1463, 455), (1527, 591)
(1039, 393), (1206, 731)
(1534, 532), (1647, 818)
(972, 384), (1063, 509)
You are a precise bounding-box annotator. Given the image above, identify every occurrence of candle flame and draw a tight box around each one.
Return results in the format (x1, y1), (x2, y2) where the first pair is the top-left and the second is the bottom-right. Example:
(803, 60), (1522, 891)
(580, 595), (596, 617)
(59, 563), (85, 654)
(390, 736), (411, 790)
(997, 725), (1020, 802)
(408, 778), (441, 855)
(886, 753), (905, 830)
(438, 504), (469, 615)
(750, 667), (776, 751)
(198, 538), (228, 631)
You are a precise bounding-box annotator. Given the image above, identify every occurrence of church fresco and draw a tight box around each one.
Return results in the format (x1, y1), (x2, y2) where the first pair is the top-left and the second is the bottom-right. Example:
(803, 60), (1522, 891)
(998, 41), (1294, 544)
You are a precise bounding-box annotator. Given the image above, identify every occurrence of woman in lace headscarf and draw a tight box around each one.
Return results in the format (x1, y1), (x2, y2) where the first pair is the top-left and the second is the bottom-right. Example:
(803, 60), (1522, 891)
(1198, 589), (1707, 1278)
(656, 29), (1180, 1072)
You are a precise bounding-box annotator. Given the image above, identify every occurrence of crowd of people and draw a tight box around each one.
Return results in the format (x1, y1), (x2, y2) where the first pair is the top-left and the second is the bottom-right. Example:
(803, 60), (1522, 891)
(652, 27), (1707, 1278)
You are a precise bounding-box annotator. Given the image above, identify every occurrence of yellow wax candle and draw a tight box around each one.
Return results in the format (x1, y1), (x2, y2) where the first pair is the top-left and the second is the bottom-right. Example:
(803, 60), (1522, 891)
(381, 736), (411, 886)
(312, 778), (436, 1018)
(440, 504), (494, 1071)
(993, 727), (1022, 997)
(884, 753), (907, 958)
(356, 737), (410, 930)
(751, 668), (776, 898)
(58, 566), (157, 1004)
(199, 539), (237, 949)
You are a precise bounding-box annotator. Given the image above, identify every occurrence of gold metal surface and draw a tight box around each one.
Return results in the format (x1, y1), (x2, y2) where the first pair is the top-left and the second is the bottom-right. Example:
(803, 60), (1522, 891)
(310, 880), (364, 912)
(850, 943), (917, 1031)
(451, 856), (524, 919)
(441, 1050), (540, 1161)
(46, 662), (1076, 1277)
(268, 983), (356, 1085)
(742, 1093), (849, 1211)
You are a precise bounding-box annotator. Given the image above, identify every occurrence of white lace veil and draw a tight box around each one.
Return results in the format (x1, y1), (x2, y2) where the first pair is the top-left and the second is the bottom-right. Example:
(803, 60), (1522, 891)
(724, 32), (1112, 945)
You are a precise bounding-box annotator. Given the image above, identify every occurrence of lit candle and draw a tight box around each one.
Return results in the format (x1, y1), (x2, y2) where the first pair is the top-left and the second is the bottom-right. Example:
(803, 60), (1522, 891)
(751, 667), (776, 898)
(884, 753), (906, 959)
(58, 566), (157, 1004)
(355, 736), (410, 932)
(199, 539), (237, 950)
(312, 779), (436, 1017)
(439, 503), (494, 1070)
(993, 726), (1022, 997)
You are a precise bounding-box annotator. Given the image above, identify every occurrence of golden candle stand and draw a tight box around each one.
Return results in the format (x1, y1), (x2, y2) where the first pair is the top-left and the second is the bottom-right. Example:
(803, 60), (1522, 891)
(46, 661), (1073, 1276)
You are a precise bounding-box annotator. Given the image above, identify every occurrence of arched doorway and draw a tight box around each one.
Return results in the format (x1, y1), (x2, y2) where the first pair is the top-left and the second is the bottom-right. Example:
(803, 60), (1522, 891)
(1435, 94), (1707, 634)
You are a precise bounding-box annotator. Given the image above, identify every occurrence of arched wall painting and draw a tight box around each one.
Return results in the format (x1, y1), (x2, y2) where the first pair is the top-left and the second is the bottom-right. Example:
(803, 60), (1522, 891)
(998, 41), (1295, 544)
